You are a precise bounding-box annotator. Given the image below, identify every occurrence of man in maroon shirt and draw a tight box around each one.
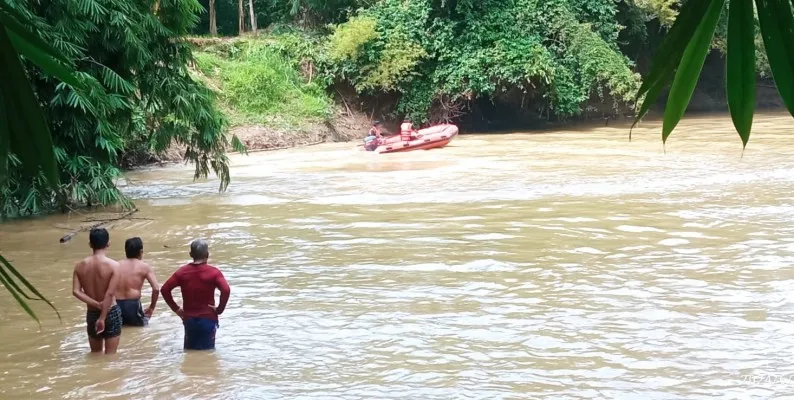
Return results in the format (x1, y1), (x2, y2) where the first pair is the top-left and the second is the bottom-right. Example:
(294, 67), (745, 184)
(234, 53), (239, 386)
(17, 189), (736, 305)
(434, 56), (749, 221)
(161, 239), (230, 350)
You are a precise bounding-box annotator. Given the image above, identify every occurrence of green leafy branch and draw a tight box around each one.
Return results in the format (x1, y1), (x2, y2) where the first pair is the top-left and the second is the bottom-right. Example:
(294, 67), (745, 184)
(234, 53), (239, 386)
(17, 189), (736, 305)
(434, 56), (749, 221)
(0, 2), (84, 322)
(634, 0), (794, 149)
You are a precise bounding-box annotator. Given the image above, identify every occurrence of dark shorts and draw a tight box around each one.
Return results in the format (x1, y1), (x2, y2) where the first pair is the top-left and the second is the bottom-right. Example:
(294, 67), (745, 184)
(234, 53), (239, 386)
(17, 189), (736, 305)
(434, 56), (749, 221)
(116, 298), (148, 327)
(86, 305), (122, 339)
(183, 317), (218, 350)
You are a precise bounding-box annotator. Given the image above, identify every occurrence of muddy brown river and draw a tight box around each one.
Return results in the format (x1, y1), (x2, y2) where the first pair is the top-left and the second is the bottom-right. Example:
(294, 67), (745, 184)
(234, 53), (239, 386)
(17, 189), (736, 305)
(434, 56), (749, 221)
(2, 113), (794, 399)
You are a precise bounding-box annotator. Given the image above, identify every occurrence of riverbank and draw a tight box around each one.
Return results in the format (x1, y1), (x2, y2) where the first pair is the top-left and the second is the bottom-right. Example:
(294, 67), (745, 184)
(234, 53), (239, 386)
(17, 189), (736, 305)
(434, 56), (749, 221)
(150, 34), (785, 163)
(156, 35), (371, 162)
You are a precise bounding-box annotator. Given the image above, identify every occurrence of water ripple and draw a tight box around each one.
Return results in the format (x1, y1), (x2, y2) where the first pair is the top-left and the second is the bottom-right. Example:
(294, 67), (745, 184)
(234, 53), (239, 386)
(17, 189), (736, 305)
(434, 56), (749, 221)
(2, 114), (794, 398)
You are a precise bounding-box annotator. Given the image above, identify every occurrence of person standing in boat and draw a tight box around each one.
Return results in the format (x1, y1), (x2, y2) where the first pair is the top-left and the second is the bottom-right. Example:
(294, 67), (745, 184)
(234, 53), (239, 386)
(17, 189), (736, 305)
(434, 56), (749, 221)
(364, 120), (383, 151)
(400, 119), (419, 142)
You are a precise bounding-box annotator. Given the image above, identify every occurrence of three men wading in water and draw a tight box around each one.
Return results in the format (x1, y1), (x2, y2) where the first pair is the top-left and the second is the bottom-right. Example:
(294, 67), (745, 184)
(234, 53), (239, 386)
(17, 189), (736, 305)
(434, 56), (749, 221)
(72, 229), (231, 354)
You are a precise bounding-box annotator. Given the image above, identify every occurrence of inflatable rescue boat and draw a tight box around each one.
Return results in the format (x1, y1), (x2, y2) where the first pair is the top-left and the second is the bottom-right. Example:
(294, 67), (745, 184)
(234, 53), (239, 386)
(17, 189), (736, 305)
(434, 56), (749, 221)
(374, 124), (459, 154)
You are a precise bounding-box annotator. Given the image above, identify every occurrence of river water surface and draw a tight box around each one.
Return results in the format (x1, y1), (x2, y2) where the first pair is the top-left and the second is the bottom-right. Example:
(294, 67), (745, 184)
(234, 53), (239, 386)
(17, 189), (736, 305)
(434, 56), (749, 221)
(2, 113), (794, 399)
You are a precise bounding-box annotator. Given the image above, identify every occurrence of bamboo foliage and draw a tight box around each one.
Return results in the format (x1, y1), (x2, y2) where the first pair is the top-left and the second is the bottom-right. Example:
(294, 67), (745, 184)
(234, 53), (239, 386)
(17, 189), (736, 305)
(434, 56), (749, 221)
(0, 0), (246, 319)
(0, 2), (83, 321)
(634, 0), (794, 148)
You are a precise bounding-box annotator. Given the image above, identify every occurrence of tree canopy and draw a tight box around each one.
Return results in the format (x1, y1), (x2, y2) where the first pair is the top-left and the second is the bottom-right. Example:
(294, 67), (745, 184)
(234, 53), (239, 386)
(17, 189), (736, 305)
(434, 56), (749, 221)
(193, 0), (775, 130)
(0, 0), (788, 219)
(1, 0), (243, 218)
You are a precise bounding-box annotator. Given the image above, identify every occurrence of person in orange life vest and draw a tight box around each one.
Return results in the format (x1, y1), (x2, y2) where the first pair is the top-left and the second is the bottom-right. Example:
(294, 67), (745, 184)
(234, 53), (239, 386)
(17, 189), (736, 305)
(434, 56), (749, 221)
(400, 119), (419, 142)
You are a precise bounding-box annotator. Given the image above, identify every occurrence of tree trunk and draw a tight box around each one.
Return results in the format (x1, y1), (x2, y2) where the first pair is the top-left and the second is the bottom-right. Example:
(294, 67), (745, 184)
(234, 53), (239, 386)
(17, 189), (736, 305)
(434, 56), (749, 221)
(248, 0), (257, 33)
(238, 0), (245, 35)
(209, 0), (217, 35)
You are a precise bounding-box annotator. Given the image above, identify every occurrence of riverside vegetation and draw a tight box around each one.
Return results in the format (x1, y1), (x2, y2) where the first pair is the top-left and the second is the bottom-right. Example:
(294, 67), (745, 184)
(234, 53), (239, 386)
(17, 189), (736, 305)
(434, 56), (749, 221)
(0, 0), (767, 218)
(2, 0), (794, 321)
(0, 0), (781, 218)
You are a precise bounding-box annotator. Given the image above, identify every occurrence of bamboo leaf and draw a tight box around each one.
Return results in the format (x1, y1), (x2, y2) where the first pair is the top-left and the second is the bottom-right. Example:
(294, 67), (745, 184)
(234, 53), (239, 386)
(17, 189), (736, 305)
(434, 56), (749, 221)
(0, 254), (60, 320)
(0, 4), (70, 64)
(755, 0), (794, 118)
(8, 31), (84, 89)
(0, 95), (8, 180)
(662, 0), (726, 143)
(100, 65), (133, 93)
(0, 28), (59, 186)
(727, 0), (756, 148)
(0, 258), (40, 326)
(632, 0), (714, 129)
(0, 261), (33, 300)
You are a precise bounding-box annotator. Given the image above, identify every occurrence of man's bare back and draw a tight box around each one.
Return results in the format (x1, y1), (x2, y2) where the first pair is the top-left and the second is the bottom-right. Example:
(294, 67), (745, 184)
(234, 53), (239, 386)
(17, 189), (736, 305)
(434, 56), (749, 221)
(116, 259), (154, 300)
(73, 254), (119, 310)
(114, 237), (159, 326)
(72, 228), (123, 354)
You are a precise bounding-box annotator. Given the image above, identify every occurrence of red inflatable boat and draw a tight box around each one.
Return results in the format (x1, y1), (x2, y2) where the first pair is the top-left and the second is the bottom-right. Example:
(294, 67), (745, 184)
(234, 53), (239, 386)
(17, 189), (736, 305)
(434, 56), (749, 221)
(374, 124), (459, 154)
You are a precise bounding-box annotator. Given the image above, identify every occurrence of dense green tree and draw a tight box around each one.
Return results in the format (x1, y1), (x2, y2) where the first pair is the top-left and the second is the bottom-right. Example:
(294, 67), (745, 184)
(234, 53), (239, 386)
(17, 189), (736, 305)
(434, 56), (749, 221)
(321, 0), (641, 124)
(1, 0), (243, 217)
(187, 0), (780, 128)
(0, 1), (79, 320)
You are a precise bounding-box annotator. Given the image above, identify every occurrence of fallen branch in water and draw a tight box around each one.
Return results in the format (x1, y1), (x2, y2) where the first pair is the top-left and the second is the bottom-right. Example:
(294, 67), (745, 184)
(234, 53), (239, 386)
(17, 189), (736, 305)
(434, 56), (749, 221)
(59, 209), (139, 243)
(82, 216), (153, 222)
(241, 140), (326, 154)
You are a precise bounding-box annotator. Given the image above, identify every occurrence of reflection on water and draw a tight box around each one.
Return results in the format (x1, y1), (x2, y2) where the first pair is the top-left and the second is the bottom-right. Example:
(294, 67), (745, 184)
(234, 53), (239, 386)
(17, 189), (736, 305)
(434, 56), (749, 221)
(2, 113), (794, 399)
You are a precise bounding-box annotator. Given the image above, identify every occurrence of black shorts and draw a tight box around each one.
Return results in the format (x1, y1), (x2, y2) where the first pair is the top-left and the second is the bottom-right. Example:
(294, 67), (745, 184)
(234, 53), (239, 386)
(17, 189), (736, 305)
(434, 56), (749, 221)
(86, 305), (122, 339)
(116, 298), (148, 327)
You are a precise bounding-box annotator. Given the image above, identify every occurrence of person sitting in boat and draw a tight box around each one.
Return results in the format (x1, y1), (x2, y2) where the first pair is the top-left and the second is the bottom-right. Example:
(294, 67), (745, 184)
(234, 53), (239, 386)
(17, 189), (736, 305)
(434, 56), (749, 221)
(363, 120), (382, 151)
(400, 119), (419, 142)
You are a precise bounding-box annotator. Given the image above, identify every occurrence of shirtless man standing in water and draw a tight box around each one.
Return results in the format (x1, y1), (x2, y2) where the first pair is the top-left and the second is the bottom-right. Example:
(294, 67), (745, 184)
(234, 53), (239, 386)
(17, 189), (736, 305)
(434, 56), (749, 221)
(72, 228), (123, 354)
(115, 237), (160, 326)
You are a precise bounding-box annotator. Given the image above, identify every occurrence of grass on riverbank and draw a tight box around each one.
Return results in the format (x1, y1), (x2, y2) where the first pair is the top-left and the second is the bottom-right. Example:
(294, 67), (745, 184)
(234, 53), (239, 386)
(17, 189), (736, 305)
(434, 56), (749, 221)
(191, 37), (332, 130)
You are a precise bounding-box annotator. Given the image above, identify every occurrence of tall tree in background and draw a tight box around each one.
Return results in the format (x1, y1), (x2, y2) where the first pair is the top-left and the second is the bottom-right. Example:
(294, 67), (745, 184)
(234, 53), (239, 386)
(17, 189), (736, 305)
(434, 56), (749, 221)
(238, 0), (245, 33)
(209, 0), (218, 35)
(248, 0), (257, 32)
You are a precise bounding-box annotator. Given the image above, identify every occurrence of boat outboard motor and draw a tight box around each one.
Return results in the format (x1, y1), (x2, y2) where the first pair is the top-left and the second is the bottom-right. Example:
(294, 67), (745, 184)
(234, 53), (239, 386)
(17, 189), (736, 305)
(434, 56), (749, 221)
(363, 135), (378, 151)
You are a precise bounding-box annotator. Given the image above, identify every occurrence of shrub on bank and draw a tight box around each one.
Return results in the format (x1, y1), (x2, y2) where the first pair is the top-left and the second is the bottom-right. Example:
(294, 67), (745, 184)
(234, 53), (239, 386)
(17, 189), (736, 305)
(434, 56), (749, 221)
(193, 39), (332, 129)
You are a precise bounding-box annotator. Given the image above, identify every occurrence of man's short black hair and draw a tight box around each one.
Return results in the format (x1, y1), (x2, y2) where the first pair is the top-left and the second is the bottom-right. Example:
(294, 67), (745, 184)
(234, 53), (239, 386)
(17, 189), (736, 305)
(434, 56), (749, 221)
(89, 228), (110, 250)
(125, 237), (143, 259)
